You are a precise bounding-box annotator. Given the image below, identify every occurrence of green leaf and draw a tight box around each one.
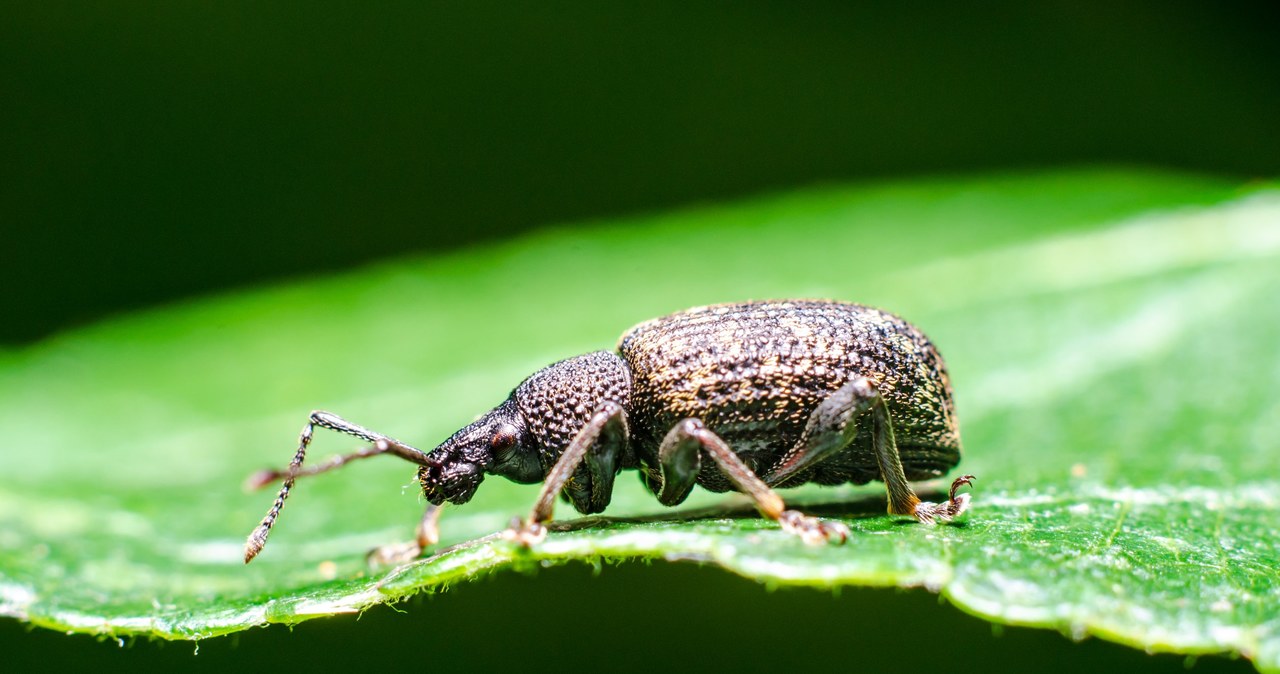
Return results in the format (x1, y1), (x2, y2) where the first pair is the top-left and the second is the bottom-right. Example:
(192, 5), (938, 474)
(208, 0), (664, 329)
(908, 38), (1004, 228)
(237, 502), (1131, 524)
(2, 169), (1278, 670)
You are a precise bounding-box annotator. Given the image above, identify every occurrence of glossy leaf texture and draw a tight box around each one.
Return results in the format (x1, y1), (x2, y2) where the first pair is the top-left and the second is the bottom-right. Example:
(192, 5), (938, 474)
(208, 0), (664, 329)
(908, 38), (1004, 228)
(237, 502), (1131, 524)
(1, 169), (1277, 670)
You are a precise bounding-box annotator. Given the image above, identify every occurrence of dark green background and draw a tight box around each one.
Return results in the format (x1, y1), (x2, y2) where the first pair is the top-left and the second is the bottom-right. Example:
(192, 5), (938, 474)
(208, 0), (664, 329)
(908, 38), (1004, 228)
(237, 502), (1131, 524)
(2, 2), (1276, 671)
(3, 1), (1279, 344)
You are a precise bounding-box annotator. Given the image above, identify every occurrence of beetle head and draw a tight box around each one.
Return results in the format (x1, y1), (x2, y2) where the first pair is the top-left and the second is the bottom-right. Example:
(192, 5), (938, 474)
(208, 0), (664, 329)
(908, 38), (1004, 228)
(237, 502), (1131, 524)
(420, 351), (631, 506)
(418, 397), (537, 505)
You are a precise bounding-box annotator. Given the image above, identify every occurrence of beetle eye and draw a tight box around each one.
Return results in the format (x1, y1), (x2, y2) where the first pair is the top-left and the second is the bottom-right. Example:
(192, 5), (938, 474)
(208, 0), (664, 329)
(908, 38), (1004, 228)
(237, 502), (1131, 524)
(490, 425), (518, 453)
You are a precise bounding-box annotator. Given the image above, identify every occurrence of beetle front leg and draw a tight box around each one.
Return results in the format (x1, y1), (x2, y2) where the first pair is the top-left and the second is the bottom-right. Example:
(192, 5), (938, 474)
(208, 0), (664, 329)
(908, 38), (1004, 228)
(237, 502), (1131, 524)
(652, 419), (849, 544)
(505, 401), (628, 546)
(764, 377), (974, 524)
(366, 503), (445, 566)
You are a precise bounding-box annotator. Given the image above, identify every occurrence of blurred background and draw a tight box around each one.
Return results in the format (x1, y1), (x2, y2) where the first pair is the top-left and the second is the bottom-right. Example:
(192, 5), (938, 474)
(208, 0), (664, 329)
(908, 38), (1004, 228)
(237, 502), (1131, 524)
(2, 2), (1277, 671)
(3, 1), (1278, 345)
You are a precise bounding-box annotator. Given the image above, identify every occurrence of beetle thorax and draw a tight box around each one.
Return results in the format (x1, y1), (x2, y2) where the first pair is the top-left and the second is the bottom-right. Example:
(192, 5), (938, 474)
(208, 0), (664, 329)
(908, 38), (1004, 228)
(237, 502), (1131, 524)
(514, 350), (632, 467)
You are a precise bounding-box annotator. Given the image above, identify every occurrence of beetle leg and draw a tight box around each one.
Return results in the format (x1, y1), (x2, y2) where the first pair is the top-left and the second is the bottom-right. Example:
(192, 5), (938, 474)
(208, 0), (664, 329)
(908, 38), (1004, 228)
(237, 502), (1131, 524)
(765, 377), (918, 513)
(914, 475), (976, 523)
(244, 410), (434, 564)
(417, 500), (444, 548)
(367, 503), (445, 566)
(763, 378), (973, 525)
(505, 401), (628, 547)
(646, 420), (703, 506)
(652, 418), (849, 545)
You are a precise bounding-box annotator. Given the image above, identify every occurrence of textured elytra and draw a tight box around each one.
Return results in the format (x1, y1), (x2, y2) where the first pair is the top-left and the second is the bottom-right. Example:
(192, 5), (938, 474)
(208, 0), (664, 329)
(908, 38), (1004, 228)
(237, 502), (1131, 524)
(618, 300), (960, 492)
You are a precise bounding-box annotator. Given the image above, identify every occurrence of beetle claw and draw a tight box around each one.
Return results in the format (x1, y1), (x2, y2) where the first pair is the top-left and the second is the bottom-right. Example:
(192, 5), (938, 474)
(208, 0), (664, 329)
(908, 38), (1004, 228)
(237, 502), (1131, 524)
(950, 474), (976, 501)
(913, 476), (975, 524)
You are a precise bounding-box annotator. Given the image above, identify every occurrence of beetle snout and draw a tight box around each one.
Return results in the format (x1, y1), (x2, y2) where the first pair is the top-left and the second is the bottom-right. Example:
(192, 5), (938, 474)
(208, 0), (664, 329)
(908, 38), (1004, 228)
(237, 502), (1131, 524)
(418, 455), (484, 505)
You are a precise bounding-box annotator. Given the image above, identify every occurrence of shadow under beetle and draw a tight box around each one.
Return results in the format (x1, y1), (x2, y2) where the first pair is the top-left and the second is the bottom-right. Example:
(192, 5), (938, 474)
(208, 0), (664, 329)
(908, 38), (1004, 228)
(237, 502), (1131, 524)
(245, 300), (975, 564)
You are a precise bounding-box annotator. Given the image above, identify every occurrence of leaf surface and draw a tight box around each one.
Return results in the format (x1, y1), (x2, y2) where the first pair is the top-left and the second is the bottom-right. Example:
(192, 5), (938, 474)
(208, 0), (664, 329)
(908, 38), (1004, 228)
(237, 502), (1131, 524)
(1, 169), (1277, 670)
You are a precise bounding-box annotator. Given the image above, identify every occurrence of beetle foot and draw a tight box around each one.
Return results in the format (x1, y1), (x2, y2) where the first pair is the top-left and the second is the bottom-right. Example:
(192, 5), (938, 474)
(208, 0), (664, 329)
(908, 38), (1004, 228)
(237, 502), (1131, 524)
(365, 541), (423, 567)
(778, 510), (850, 545)
(503, 517), (548, 547)
(913, 475), (976, 524)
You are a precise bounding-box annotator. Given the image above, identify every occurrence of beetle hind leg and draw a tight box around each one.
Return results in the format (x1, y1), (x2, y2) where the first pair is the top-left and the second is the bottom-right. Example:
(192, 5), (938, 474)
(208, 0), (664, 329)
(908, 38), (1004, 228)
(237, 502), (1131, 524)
(649, 418), (849, 545)
(763, 377), (975, 525)
(913, 475), (975, 523)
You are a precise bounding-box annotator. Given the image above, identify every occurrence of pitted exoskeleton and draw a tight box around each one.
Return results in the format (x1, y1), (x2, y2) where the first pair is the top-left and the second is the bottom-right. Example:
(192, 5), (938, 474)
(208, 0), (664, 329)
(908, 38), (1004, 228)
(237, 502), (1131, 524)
(244, 300), (974, 563)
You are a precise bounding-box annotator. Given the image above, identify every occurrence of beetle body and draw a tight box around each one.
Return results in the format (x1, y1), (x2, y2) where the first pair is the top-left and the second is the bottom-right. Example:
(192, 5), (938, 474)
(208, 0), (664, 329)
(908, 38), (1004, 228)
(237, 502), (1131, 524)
(621, 301), (960, 493)
(245, 300), (972, 563)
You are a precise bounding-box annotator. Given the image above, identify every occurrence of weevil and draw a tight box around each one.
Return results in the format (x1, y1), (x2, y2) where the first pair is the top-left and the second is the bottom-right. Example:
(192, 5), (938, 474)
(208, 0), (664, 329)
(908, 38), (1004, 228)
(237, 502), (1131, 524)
(244, 300), (974, 563)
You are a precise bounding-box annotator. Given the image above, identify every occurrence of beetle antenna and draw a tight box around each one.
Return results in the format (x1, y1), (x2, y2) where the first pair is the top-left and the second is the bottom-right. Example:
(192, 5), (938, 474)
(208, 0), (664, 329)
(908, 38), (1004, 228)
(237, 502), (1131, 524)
(244, 418), (315, 564)
(244, 411), (436, 564)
